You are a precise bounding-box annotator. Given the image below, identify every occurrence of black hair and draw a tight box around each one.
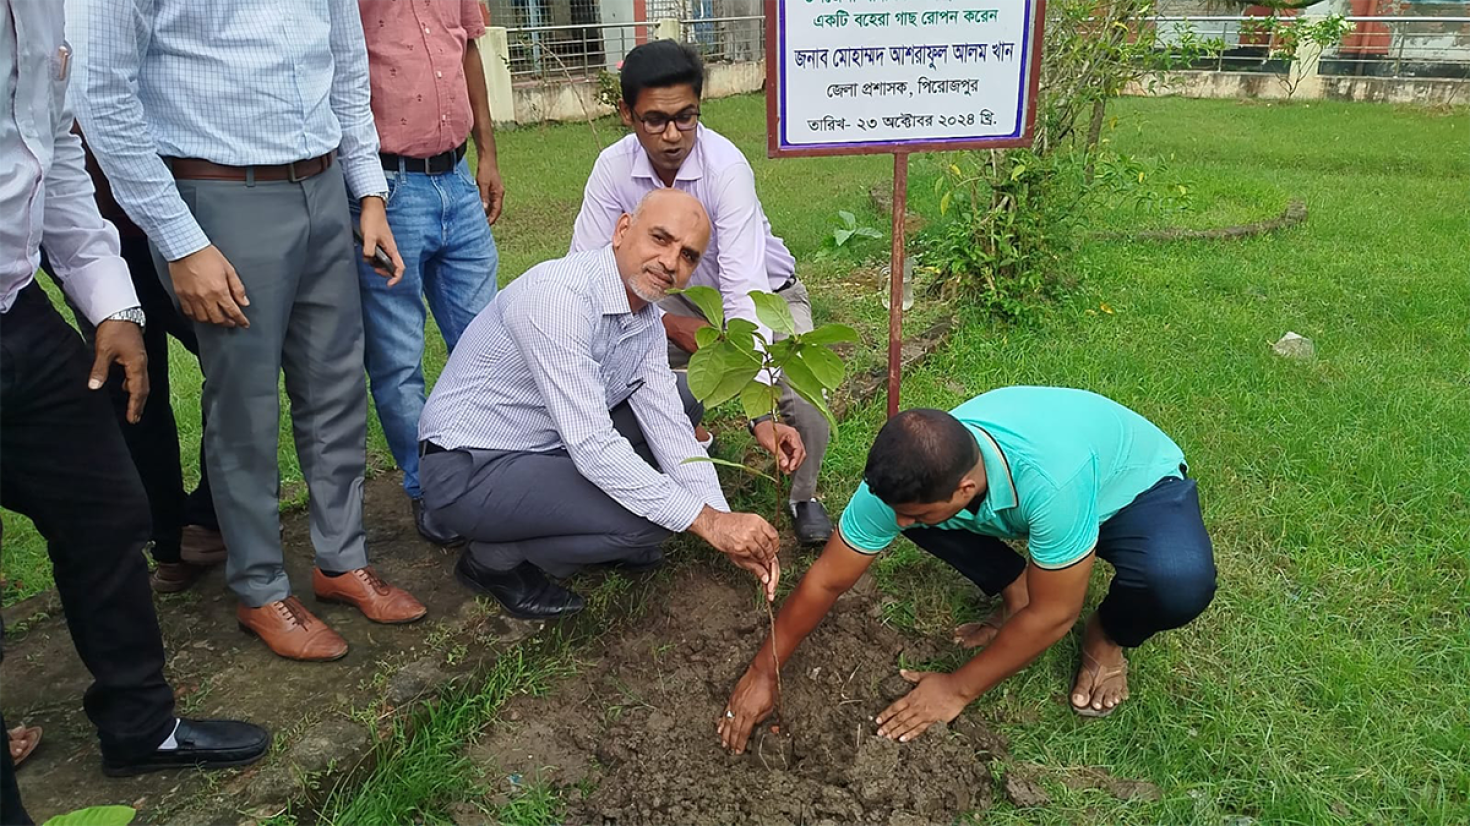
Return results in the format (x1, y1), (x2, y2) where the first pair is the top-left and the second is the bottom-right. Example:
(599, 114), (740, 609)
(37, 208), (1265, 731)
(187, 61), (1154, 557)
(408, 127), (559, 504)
(620, 39), (705, 111)
(863, 409), (979, 505)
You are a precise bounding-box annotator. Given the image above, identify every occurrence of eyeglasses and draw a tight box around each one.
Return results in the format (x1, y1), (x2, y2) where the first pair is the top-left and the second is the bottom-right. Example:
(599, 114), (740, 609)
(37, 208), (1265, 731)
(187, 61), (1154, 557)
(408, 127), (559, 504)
(636, 109), (700, 134)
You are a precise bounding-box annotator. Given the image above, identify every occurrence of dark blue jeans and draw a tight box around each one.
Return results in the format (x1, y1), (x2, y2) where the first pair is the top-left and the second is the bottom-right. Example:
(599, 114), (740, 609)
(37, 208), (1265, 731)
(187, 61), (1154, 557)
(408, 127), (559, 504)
(906, 475), (1217, 648)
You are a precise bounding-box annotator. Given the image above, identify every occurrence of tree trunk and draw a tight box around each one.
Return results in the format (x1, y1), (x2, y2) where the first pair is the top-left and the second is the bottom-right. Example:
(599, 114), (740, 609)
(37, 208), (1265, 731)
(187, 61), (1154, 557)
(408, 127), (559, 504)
(1083, 97), (1107, 184)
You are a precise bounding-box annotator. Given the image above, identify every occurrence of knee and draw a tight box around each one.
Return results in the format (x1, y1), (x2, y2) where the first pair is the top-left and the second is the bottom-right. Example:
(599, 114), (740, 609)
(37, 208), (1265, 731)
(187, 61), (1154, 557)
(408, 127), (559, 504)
(608, 520), (670, 551)
(1150, 562), (1216, 627)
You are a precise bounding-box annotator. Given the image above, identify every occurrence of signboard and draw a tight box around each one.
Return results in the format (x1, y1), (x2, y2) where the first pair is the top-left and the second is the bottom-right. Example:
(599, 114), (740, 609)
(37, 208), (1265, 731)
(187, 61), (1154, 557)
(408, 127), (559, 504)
(764, 0), (1045, 157)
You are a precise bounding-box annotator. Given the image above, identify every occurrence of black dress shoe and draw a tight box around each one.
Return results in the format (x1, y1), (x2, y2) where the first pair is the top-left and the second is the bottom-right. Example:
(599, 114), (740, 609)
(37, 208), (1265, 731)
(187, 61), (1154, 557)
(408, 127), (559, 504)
(791, 499), (834, 546)
(101, 718), (270, 777)
(455, 553), (585, 620)
(412, 497), (465, 547)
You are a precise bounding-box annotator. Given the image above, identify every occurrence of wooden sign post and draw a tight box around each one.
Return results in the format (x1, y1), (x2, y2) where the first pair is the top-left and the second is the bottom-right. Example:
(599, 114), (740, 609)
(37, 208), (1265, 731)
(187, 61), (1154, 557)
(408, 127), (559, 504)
(764, 0), (1045, 416)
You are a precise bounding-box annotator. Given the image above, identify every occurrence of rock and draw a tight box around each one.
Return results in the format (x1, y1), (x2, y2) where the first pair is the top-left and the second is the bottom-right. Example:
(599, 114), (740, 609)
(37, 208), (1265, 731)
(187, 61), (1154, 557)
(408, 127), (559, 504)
(243, 767), (301, 807)
(386, 656), (447, 706)
(1272, 331), (1315, 360)
(287, 718), (372, 775)
(1002, 768), (1051, 808)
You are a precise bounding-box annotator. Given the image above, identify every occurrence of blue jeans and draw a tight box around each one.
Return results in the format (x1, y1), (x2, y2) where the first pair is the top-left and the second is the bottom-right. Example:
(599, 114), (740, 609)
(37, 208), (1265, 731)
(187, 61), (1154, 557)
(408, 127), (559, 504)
(906, 475), (1217, 648)
(351, 157), (498, 498)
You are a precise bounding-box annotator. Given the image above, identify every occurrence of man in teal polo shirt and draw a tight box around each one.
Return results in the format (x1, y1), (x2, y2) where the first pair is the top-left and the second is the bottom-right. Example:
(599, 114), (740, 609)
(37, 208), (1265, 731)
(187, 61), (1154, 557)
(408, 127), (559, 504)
(717, 386), (1217, 753)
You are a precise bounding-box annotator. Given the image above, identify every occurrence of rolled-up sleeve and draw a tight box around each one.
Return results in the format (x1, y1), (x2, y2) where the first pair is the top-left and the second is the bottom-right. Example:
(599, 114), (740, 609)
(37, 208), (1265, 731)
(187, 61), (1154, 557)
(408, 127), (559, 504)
(628, 332), (729, 521)
(74, 0), (208, 262)
(460, 0), (487, 38)
(44, 96), (138, 324)
(327, 0), (388, 199)
(504, 282), (709, 532)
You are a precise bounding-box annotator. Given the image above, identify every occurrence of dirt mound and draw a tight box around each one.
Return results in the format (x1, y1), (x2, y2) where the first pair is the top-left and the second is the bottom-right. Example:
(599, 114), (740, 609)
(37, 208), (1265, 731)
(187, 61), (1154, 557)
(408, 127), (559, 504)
(474, 565), (1007, 825)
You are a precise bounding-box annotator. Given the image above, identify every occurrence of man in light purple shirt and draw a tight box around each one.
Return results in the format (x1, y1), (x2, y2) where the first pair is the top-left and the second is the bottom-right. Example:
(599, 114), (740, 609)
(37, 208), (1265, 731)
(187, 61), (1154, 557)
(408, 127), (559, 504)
(570, 40), (833, 545)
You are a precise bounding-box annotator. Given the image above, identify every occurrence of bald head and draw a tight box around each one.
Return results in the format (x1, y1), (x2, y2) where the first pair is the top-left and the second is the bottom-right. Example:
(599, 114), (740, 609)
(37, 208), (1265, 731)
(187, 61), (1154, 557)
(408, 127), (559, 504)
(612, 189), (712, 307)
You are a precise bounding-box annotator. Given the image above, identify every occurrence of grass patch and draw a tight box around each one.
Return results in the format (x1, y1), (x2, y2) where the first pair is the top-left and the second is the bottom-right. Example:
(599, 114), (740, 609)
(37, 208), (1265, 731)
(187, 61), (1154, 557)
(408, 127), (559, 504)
(4, 94), (1467, 825)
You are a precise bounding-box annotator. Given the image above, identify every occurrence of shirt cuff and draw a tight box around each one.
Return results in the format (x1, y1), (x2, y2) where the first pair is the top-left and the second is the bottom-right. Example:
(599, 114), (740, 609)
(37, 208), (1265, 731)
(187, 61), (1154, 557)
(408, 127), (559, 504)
(661, 489), (710, 533)
(342, 160), (390, 202)
(154, 216), (212, 263)
(64, 255), (143, 325)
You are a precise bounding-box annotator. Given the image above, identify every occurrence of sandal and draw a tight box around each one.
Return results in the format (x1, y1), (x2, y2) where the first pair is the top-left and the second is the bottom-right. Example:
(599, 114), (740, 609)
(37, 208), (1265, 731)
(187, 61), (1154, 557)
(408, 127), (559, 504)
(1071, 651), (1128, 718)
(8, 725), (41, 768)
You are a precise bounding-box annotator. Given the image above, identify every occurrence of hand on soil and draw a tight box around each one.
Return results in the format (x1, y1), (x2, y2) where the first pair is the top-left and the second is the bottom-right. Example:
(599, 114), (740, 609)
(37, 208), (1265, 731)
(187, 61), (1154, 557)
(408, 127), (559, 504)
(875, 669), (970, 743)
(718, 667), (777, 754)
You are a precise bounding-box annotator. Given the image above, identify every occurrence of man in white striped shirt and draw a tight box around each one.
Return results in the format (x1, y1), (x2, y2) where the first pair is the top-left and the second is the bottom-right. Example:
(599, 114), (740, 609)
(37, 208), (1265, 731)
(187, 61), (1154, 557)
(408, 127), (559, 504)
(419, 189), (784, 619)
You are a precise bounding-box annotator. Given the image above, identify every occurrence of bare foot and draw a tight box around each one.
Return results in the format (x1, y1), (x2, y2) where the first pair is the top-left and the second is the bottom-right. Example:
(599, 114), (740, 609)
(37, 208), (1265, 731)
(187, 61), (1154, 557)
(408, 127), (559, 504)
(1071, 614), (1129, 717)
(953, 576), (1030, 649)
(953, 611), (1005, 649)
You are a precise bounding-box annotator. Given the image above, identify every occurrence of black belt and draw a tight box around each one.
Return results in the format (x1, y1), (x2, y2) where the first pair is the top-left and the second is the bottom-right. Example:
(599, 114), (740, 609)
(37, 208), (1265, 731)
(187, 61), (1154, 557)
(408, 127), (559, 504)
(381, 142), (467, 175)
(419, 440), (450, 458)
(774, 275), (798, 293)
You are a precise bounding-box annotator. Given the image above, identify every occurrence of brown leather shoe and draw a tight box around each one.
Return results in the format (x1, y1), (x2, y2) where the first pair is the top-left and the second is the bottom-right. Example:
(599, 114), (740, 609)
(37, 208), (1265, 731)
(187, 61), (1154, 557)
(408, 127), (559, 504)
(313, 567), (427, 625)
(151, 561), (209, 593)
(237, 597), (348, 661)
(179, 525), (228, 566)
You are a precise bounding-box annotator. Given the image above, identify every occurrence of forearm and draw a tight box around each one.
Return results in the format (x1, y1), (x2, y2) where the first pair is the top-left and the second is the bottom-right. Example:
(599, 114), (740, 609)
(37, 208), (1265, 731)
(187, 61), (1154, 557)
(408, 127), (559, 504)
(327, 0), (387, 198)
(463, 42), (496, 157)
(949, 607), (1074, 700)
(750, 573), (846, 677)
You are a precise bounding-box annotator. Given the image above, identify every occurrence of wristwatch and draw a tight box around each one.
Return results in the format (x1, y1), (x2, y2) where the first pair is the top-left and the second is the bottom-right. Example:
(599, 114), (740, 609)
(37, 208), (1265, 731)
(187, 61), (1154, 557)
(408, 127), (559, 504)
(746, 414), (775, 435)
(105, 305), (146, 332)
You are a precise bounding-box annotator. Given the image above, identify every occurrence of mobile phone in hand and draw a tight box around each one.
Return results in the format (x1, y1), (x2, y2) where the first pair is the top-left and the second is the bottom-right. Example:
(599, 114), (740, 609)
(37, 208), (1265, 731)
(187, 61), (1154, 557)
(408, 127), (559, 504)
(352, 226), (396, 273)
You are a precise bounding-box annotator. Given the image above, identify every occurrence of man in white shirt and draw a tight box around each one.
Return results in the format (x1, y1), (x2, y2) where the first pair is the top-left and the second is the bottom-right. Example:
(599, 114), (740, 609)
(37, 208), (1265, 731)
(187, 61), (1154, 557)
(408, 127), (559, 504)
(0, 1), (267, 817)
(570, 40), (832, 546)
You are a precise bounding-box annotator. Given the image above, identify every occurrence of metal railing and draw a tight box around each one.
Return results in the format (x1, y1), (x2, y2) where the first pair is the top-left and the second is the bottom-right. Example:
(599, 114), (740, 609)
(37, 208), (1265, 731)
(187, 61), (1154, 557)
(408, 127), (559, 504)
(505, 20), (651, 79)
(1150, 15), (1470, 79)
(680, 14), (765, 64)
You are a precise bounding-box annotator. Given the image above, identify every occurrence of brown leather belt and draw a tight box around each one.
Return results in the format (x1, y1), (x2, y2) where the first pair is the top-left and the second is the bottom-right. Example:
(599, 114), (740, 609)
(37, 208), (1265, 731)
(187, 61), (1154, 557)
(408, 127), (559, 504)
(165, 152), (335, 183)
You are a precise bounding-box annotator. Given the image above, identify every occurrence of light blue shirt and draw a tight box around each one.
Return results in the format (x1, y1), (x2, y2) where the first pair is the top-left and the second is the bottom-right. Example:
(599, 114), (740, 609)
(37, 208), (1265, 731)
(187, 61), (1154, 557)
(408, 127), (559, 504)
(839, 387), (1188, 569)
(0, 0), (137, 323)
(420, 247), (729, 533)
(71, 0), (388, 261)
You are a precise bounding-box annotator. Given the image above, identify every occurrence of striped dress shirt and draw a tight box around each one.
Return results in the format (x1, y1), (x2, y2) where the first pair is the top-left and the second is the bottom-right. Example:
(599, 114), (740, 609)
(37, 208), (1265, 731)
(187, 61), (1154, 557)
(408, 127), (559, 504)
(420, 247), (729, 532)
(70, 0), (388, 261)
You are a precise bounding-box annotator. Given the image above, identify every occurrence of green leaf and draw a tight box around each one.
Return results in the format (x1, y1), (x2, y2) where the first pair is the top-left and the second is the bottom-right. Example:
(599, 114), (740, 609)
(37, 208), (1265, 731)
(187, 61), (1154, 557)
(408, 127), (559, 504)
(833, 228), (854, 246)
(1010, 163), (1027, 181)
(854, 227), (883, 239)
(43, 807), (137, 826)
(939, 190), (952, 216)
(694, 325), (722, 350)
(794, 344), (845, 390)
(749, 291), (797, 336)
(679, 455), (778, 485)
(799, 322), (859, 347)
(838, 210), (857, 229)
(740, 380), (782, 421)
(725, 317), (762, 353)
(686, 340), (761, 409)
(780, 355), (838, 432)
(673, 285), (725, 330)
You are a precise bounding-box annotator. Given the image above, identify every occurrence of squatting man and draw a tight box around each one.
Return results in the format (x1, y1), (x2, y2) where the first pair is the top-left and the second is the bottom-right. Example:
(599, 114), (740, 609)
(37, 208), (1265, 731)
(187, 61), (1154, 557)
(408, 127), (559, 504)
(718, 387), (1218, 752)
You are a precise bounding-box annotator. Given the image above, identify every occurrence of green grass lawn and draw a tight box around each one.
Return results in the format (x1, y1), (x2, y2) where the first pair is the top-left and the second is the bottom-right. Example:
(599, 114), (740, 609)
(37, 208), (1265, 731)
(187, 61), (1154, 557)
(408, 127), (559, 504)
(6, 94), (1469, 825)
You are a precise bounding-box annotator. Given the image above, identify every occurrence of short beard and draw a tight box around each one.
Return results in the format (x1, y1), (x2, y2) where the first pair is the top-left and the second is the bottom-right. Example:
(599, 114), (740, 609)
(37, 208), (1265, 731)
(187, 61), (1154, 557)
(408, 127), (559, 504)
(628, 276), (669, 304)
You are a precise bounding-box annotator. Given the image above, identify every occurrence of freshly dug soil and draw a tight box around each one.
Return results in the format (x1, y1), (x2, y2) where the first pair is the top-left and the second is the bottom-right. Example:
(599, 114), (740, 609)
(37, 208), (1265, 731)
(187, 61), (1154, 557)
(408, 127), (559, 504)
(474, 565), (1008, 826)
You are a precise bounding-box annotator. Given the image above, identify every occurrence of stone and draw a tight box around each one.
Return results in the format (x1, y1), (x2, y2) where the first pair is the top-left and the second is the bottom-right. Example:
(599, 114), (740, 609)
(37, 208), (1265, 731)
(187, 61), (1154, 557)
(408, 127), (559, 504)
(243, 767), (301, 807)
(387, 656), (447, 706)
(1272, 331), (1315, 360)
(287, 718), (372, 775)
(1002, 768), (1051, 808)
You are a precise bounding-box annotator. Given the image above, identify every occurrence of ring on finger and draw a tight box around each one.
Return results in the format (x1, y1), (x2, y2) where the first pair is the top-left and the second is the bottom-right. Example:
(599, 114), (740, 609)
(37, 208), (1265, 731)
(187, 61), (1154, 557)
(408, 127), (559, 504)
(725, 709), (735, 718)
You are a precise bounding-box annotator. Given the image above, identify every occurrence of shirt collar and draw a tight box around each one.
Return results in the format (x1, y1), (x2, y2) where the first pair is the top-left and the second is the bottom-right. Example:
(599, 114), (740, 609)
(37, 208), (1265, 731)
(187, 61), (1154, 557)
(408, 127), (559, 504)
(630, 125), (706, 184)
(967, 425), (1019, 514)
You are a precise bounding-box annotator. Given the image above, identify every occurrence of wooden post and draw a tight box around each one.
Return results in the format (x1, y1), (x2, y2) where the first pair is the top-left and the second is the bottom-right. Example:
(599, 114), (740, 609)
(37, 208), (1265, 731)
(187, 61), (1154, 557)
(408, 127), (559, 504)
(886, 152), (909, 419)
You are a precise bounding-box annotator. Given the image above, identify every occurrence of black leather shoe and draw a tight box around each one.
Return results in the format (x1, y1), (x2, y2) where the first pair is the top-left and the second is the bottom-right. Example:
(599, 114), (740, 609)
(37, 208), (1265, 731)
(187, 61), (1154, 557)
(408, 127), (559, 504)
(455, 553), (585, 620)
(791, 500), (834, 546)
(412, 497), (465, 547)
(101, 718), (270, 777)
